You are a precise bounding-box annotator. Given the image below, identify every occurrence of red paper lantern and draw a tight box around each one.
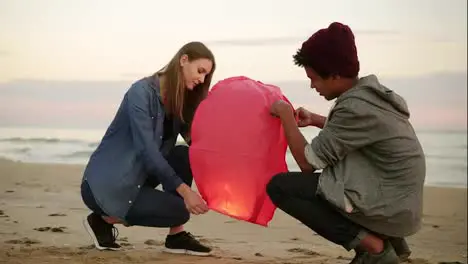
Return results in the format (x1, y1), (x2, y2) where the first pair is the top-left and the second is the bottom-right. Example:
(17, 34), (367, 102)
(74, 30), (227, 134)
(189, 76), (291, 226)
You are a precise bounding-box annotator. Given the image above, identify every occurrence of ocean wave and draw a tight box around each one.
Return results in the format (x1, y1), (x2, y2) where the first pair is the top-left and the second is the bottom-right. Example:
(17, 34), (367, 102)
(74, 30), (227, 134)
(6, 147), (32, 154)
(88, 142), (100, 148)
(59, 150), (93, 159)
(425, 154), (467, 160)
(0, 137), (84, 144)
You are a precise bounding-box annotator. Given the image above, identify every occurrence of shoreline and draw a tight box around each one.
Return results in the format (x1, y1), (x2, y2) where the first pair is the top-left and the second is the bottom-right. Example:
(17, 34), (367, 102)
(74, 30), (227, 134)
(0, 157), (466, 190)
(0, 157), (466, 263)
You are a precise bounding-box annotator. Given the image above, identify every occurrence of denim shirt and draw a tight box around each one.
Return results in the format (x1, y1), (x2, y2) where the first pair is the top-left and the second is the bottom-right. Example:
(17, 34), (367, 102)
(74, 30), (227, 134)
(82, 75), (186, 220)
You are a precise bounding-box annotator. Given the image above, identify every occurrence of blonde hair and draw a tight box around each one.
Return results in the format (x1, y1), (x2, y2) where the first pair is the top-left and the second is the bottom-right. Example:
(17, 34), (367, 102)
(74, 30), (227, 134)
(156, 41), (216, 124)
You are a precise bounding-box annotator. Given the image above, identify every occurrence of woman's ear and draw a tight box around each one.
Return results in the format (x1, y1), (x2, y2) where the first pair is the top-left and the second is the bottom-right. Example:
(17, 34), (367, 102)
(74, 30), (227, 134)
(179, 54), (189, 67)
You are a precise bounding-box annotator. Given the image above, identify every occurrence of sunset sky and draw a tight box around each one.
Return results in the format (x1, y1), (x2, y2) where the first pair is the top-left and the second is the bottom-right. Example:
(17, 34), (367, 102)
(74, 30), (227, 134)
(0, 0), (466, 130)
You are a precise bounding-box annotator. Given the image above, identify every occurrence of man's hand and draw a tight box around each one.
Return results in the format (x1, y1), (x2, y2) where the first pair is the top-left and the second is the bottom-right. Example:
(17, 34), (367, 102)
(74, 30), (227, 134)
(176, 184), (209, 215)
(295, 107), (327, 129)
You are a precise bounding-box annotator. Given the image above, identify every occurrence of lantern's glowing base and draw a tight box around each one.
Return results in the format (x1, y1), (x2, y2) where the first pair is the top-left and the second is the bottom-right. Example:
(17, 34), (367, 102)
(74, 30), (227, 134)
(203, 183), (273, 227)
(211, 200), (249, 220)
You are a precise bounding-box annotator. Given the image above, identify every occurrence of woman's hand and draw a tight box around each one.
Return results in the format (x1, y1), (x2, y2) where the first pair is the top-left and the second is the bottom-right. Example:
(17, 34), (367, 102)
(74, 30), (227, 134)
(177, 184), (209, 215)
(270, 100), (294, 119)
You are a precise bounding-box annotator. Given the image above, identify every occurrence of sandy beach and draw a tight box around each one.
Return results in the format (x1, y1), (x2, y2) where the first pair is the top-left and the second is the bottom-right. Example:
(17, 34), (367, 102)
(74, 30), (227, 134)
(0, 158), (466, 264)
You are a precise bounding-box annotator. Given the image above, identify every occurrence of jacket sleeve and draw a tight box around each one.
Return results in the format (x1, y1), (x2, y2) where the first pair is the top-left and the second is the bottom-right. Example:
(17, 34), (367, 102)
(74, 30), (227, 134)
(126, 84), (183, 191)
(306, 99), (387, 167)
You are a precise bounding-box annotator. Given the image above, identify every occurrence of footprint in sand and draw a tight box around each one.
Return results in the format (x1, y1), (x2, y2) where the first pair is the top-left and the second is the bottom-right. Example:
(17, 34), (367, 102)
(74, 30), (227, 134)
(117, 237), (129, 242)
(0, 210), (9, 218)
(48, 213), (67, 217)
(34, 226), (67, 233)
(144, 239), (164, 246)
(287, 247), (321, 256)
(5, 237), (41, 246)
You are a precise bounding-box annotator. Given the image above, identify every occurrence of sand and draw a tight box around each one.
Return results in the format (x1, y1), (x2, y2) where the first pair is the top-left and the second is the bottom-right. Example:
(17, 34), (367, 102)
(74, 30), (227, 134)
(0, 158), (466, 264)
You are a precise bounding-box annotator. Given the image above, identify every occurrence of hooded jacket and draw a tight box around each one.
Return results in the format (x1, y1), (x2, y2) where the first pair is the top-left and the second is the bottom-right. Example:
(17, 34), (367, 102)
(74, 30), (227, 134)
(305, 74), (426, 237)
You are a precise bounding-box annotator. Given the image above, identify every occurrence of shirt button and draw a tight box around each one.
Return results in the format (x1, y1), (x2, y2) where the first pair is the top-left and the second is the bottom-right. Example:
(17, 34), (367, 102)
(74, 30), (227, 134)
(137, 185), (141, 188)
(128, 200), (132, 204)
(160, 136), (162, 139)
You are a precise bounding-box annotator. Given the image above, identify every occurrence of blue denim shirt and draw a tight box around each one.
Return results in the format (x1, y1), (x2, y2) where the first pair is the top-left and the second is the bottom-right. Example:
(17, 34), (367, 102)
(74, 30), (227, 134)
(83, 75), (186, 220)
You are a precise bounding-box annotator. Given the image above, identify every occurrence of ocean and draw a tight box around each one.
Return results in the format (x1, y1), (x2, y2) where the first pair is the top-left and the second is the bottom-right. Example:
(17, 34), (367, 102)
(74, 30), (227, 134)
(0, 126), (466, 188)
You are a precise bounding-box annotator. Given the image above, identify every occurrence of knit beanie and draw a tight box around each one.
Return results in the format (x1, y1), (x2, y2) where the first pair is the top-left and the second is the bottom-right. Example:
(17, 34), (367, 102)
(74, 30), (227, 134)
(294, 22), (360, 78)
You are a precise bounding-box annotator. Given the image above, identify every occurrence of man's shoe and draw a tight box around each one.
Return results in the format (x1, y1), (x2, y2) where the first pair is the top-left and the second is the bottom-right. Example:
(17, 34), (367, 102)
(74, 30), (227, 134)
(163, 231), (212, 256)
(349, 241), (400, 264)
(83, 213), (121, 250)
(389, 237), (411, 262)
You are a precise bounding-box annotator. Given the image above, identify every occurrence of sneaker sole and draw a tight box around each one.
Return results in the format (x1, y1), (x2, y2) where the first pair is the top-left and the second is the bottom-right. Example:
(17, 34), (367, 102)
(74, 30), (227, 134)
(162, 247), (212, 256)
(82, 217), (120, 251)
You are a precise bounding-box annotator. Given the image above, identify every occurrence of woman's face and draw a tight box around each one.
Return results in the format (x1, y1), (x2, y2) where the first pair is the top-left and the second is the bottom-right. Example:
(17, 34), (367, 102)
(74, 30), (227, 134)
(180, 55), (213, 90)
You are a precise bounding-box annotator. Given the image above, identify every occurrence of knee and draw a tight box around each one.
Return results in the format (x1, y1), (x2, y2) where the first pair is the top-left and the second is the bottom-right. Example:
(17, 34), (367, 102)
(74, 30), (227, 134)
(266, 173), (288, 204)
(172, 206), (190, 227)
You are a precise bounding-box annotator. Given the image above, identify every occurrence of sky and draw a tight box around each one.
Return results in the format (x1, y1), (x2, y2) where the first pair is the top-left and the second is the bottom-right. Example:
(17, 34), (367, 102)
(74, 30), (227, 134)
(0, 0), (467, 130)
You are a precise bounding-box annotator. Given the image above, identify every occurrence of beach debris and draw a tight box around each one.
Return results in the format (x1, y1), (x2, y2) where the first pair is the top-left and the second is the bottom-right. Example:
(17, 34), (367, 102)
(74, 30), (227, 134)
(48, 213), (67, 217)
(432, 224), (440, 228)
(290, 237), (300, 241)
(232, 257), (243, 260)
(287, 247), (320, 256)
(254, 252), (264, 257)
(5, 237), (40, 245)
(5, 190), (14, 193)
(33, 226), (67, 232)
(438, 262), (463, 264)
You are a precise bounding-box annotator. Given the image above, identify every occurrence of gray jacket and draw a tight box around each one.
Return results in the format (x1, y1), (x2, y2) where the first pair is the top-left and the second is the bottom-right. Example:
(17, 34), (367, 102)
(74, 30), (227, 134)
(305, 75), (426, 237)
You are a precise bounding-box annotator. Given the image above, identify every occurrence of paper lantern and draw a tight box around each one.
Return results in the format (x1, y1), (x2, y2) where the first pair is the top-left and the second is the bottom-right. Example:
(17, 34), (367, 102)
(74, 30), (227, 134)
(189, 76), (291, 226)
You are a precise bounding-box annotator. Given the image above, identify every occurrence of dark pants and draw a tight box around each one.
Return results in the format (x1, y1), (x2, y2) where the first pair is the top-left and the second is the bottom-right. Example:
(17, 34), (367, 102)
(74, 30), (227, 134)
(266, 172), (365, 250)
(81, 145), (192, 228)
(266, 172), (411, 254)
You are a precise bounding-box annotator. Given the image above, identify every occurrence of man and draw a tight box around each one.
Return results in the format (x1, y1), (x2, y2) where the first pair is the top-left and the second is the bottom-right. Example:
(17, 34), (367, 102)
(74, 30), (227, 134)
(268, 22), (425, 264)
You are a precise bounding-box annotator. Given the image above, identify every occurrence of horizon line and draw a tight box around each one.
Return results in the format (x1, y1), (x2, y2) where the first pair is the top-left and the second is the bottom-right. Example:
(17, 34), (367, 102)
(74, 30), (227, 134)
(1, 70), (467, 85)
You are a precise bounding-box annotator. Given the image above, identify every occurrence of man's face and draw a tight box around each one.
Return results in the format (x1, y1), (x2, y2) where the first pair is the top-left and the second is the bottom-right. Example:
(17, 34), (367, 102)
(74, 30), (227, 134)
(304, 67), (340, 101)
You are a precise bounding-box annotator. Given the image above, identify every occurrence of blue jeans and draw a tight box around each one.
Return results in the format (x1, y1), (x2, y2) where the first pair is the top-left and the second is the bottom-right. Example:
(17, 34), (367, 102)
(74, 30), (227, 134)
(81, 145), (192, 228)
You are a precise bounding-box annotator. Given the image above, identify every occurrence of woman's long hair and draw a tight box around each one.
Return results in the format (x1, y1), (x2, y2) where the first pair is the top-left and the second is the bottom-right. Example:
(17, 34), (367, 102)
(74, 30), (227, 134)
(156, 41), (216, 124)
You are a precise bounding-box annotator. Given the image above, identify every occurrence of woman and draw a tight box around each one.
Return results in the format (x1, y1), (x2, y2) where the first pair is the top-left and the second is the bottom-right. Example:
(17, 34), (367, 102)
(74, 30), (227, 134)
(80, 41), (216, 256)
(268, 22), (423, 264)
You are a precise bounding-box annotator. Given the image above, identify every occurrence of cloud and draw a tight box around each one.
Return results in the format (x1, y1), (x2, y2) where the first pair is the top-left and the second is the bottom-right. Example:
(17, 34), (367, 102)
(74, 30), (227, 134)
(204, 30), (467, 47)
(204, 30), (399, 47)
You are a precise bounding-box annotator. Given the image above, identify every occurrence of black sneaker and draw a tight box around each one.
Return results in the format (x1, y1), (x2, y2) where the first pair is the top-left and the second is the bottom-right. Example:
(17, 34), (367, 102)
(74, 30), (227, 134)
(83, 213), (121, 251)
(163, 231), (212, 256)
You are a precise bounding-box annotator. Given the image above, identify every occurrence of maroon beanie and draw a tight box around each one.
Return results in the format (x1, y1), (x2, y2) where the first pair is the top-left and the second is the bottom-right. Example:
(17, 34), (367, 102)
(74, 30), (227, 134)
(294, 22), (360, 78)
